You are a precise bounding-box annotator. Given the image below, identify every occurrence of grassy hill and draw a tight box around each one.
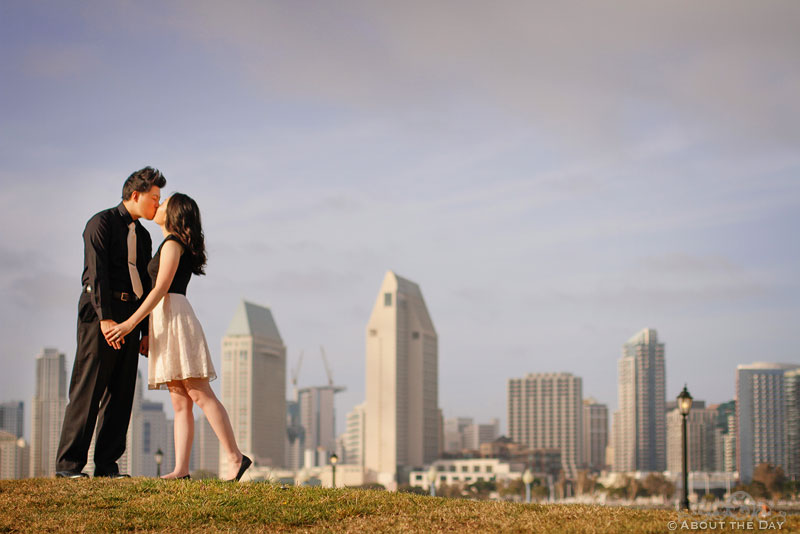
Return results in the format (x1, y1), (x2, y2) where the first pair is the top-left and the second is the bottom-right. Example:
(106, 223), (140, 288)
(1, 479), (796, 533)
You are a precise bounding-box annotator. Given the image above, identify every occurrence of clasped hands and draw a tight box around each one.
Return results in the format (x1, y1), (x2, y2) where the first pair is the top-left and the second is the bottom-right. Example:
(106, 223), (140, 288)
(100, 319), (148, 356)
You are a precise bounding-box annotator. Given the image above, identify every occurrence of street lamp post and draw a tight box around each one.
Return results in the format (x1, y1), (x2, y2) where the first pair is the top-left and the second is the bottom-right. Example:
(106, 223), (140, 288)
(678, 385), (693, 511)
(522, 469), (534, 504)
(330, 453), (338, 488)
(428, 465), (438, 497)
(155, 448), (164, 479)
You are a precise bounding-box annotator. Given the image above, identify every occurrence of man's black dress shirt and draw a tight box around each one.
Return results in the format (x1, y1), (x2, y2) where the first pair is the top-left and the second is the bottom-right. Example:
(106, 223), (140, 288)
(81, 203), (152, 335)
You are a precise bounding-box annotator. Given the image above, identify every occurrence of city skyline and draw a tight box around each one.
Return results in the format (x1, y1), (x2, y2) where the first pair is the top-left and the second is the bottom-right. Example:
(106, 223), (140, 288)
(2, 2), (799, 439)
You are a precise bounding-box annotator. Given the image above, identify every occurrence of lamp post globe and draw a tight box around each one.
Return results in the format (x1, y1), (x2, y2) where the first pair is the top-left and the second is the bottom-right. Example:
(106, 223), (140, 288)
(522, 469), (534, 503)
(330, 453), (338, 488)
(427, 465), (439, 497)
(677, 385), (693, 510)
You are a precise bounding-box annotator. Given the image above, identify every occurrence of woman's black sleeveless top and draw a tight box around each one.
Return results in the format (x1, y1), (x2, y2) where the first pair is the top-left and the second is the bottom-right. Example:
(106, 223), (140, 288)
(148, 234), (193, 295)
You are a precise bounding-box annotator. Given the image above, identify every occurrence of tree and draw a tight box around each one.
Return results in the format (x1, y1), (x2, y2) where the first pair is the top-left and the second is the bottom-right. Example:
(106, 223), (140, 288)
(753, 463), (787, 499)
(466, 480), (496, 500)
(575, 469), (597, 495)
(642, 473), (675, 499)
(500, 478), (526, 499)
(437, 482), (464, 498)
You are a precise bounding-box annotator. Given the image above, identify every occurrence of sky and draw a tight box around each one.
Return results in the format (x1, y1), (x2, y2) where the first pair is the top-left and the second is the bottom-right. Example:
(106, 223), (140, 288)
(1, 1), (799, 439)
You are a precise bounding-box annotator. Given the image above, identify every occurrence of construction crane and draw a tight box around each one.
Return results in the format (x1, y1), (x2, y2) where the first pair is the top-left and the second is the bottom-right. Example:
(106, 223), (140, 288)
(291, 350), (304, 401)
(320, 346), (334, 387)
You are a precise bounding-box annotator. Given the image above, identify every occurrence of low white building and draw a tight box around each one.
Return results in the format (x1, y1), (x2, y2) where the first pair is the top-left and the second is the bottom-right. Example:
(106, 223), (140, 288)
(0, 431), (28, 479)
(409, 458), (523, 489)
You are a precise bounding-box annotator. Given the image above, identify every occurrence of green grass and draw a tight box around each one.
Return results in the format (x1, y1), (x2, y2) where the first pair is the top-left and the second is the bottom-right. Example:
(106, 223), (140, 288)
(1, 479), (797, 533)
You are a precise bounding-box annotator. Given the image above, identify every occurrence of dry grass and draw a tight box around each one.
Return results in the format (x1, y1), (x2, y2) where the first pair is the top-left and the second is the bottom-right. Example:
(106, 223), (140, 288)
(1, 479), (797, 533)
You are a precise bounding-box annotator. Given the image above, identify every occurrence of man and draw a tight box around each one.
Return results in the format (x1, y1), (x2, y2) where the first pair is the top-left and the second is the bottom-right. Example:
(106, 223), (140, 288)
(55, 167), (166, 478)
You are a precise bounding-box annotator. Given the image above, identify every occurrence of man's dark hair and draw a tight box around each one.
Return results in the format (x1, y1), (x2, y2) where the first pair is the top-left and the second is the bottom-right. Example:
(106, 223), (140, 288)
(122, 167), (167, 200)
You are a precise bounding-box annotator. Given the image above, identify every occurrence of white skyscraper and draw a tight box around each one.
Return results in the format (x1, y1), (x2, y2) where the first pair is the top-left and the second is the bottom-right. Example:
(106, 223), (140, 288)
(344, 402), (366, 468)
(365, 271), (439, 488)
(507, 372), (583, 477)
(30, 348), (67, 478)
(221, 300), (286, 474)
(736, 362), (800, 482)
(614, 328), (666, 473)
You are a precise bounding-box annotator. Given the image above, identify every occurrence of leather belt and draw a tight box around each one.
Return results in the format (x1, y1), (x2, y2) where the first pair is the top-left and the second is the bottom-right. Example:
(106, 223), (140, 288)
(84, 285), (139, 303)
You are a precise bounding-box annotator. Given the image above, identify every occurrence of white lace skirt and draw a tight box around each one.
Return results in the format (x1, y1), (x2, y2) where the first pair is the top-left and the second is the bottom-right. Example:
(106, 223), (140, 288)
(148, 293), (217, 390)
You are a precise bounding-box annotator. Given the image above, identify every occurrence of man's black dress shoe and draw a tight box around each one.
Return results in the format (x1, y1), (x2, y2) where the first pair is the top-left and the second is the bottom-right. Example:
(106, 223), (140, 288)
(229, 455), (252, 482)
(55, 471), (89, 479)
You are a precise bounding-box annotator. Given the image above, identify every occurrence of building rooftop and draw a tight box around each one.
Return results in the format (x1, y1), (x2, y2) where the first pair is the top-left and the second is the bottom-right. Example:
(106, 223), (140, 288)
(225, 300), (283, 341)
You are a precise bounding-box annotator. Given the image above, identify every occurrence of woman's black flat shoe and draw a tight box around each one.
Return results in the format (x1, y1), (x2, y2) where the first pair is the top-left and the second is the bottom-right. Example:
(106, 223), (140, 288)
(179, 474), (191, 480)
(230, 455), (252, 482)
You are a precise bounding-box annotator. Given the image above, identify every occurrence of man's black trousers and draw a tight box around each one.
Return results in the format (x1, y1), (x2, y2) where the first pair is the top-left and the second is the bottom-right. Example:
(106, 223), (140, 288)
(56, 292), (140, 476)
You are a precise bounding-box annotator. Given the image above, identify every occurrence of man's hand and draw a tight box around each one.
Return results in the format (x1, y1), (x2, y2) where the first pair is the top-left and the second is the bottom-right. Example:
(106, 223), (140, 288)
(105, 320), (134, 347)
(139, 335), (149, 357)
(100, 320), (124, 350)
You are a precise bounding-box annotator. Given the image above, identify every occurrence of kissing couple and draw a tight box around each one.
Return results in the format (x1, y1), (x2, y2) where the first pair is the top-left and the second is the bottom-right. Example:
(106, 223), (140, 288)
(55, 167), (251, 482)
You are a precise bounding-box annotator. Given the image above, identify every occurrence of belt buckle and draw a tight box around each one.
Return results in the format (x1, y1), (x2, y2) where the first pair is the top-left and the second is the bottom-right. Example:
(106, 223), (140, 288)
(120, 292), (131, 302)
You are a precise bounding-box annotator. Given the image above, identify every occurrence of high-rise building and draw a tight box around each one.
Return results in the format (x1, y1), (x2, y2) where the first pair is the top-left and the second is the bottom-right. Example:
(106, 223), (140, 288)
(614, 328), (666, 472)
(0, 431), (28, 479)
(723, 414), (737, 473)
(666, 400), (716, 473)
(194, 414), (220, 475)
(583, 398), (608, 472)
(783, 369), (800, 480)
(133, 390), (171, 478)
(286, 400), (304, 470)
(736, 362), (800, 482)
(221, 300), (286, 474)
(0, 401), (24, 438)
(344, 402), (366, 468)
(508, 372), (583, 477)
(462, 419), (501, 451)
(443, 417), (473, 453)
(708, 401), (736, 472)
(30, 348), (67, 478)
(364, 271), (439, 488)
(297, 385), (345, 468)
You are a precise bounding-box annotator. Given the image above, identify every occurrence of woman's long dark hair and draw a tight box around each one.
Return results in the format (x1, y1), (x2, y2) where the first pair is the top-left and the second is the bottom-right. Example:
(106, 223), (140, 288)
(165, 193), (207, 275)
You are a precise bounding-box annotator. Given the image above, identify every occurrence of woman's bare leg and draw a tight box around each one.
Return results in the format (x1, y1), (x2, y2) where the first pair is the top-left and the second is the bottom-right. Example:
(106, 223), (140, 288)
(183, 377), (243, 480)
(163, 381), (193, 478)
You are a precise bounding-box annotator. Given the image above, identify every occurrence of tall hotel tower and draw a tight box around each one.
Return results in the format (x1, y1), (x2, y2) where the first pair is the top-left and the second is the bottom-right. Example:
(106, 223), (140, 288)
(30, 348), (67, 478)
(736, 362), (800, 482)
(508, 373), (583, 477)
(614, 328), (666, 472)
(365, 271), (439, 488)
(221, 301), (286, 473)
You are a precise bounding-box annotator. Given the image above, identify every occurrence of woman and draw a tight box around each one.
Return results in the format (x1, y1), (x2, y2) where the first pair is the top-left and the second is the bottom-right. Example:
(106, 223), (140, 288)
(105, 193), (251, 481)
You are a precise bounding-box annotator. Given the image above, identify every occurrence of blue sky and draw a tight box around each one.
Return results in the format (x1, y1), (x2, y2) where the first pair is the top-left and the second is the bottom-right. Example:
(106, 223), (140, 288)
(1, 1), (799, 438)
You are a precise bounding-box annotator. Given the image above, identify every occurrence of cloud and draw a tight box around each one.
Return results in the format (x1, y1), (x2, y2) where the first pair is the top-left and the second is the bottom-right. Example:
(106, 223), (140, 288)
(133, 1), (800, 152)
